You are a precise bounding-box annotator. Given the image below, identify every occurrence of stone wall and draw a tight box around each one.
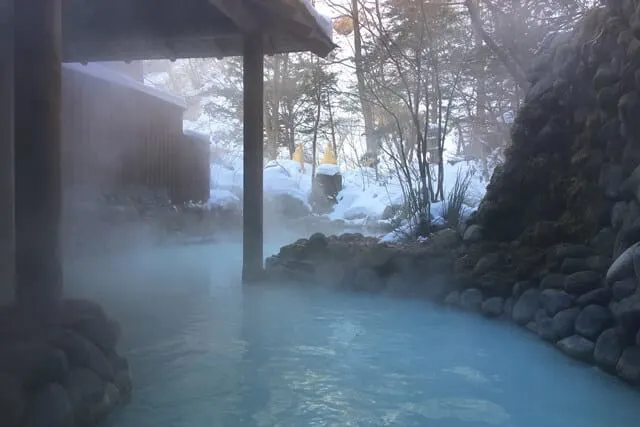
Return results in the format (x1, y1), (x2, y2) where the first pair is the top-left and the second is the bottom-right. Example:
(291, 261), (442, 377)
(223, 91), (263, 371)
(0, 299), (132, 427)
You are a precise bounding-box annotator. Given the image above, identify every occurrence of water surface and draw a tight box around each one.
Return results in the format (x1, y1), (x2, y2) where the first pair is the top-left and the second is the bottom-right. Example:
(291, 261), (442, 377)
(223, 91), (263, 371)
(64, 239), (640, 427)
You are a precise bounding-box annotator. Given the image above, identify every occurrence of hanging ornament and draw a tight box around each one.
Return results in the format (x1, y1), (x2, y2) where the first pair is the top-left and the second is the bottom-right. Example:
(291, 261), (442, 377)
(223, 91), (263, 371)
(333, 15), (354, 36)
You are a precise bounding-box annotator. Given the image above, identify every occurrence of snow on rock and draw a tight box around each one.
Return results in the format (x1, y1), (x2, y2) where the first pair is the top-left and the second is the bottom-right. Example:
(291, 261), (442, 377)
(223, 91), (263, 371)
(316, 163), (341, 176)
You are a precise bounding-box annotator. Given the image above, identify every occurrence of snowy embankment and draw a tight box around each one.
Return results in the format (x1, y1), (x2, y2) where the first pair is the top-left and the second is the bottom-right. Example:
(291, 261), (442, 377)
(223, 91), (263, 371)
(206, 150), (490, 240)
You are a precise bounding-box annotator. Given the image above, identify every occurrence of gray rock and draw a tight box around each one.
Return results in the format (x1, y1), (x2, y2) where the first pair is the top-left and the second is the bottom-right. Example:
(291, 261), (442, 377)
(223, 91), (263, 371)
(55, 330), (115, 381)
(599, 164), (623, 199)
(590, 229), (616, 257)
(564, 271), (602, 295)
(612, 293), (640, 332)
(553, 244), (593, 260)
(576, 287), (612, 307)
(537, 317), (557, 342)
(460, 288), (484, 312)
(612, 278), (637, 301)
(353, 268), (385, 292)
(444, 291), (460, 306)
(539, 274), (565, 290)
(473, 253), (500, 277)
(575, 305), (614, 341)
(585, 256), (611, 274)
(34, 349), (69, 386)
(64, 368), (105, 408)
(503, 297), (514, 319)
(24, 383), (74, 427)
(541, 289), (574, 316)
(482, 297), (504, 317)
(594, 328), (625, 373)
(526, 321), (538, 333)
(91, 382), (121, 422)
(513, 280), (535, 298)
(612, 201), (628, 230)
(557, 335), (595, 362)
(606, 242), (639, 285)
(463, 225), (483, 242)
(560, 258), (590, 274)
(512, 289), (541, 325)
(552, 307), (581, 339)
(616, 346), (640, 384)
(308, 232), (328, 250)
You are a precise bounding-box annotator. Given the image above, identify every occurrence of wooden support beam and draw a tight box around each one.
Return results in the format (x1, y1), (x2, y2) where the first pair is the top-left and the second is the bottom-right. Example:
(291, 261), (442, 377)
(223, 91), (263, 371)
(0, 0), (15, 307)
(14, 0), (63, 317)
(242, 33), (264, 284)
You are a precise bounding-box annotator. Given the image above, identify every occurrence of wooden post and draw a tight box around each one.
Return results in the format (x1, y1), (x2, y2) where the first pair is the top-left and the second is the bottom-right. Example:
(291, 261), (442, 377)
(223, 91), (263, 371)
(242, 33), (264, 283)
(0, 0), (15, 307)
(14, 0), (63, 316)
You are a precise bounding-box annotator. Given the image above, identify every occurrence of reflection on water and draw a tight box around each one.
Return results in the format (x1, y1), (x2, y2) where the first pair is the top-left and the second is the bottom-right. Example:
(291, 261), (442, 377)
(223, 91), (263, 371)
(64, 242), (639, 427)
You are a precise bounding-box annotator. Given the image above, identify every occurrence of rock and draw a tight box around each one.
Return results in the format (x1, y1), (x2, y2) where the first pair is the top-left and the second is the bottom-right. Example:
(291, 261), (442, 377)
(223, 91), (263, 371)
(576, 287), (612, 307)
(265, 193), (311, 218)
(55, 330), (115, 381)
(0, 373), (25, 427)
(560, 258), (590, 274)
(24, 383), (75, 427)
(541, 289), (574, 316)
(606, 242), (639, 285)
(564, 271), (602, 295)
(463, 225), (483, 242)
(444, 291), (460, 306)
(91, 382), (120, 422)
(612, 201), (628, 229)
(428, 228), (459, 249)
(553, 244), (593, 260)
(590, 228), (616, 257)
(482, 297), (504, 317)
(552, 307), (581, 340)
(61, 299), (121, 353)
(557, 335), (595, 362)
(594, 328), (625, 373)
(307, 232), (328, 250)
(539, 274), (565, 290)
(599, 164), (623, 199)
(585, 256), (611, 274)
(612, 278), (637, 301)
(512, 289), (541, 325)
(503, 297), (514, 319)
(513, 280), (535, 298)
(472, 253), (501, 277)
(612, 293), (640, 332)
(353, 268), (385, 293)
(616, 346), (640, 384)
(460, 288), (484, 312)
(575, 305), (614, 341)
(537, 317), (557, 342)
(34, 349), (69, 386)
(526, 321), (538, 333)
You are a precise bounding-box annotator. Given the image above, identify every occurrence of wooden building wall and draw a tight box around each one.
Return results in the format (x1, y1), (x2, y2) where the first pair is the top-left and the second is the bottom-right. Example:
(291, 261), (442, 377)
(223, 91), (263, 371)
(60, 65), (210, 205)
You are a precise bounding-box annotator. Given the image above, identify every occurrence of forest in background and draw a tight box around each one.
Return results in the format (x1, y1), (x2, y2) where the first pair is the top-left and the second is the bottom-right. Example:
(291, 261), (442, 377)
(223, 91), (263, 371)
(144, 0), (597, 231)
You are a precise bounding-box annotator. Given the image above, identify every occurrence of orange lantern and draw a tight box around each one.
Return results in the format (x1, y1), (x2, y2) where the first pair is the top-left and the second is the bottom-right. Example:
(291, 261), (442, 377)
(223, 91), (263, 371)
(333, 15), (354, 36)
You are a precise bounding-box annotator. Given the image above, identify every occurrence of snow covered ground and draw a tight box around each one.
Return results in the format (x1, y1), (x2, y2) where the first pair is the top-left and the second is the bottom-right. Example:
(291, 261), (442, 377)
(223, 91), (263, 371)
(205, 147), (490, 241)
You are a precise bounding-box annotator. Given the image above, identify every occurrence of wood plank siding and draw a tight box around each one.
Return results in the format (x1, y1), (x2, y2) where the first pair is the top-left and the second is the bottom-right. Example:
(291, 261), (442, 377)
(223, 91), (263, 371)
(60, 64), (210, 204)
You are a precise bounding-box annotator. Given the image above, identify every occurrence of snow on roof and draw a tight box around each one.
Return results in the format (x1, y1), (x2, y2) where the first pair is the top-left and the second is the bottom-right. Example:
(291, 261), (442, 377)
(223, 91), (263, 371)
(300, 0), (333, 41)
(63, 62), (187, 109)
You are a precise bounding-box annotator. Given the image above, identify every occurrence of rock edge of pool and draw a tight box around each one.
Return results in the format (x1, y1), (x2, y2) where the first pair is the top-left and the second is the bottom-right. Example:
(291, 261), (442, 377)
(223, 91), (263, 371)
(265, 230), (640, 389)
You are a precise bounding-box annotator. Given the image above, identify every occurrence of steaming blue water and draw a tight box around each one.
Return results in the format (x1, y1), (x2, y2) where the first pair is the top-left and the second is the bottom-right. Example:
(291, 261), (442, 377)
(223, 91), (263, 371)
(64, 239), (640, 427)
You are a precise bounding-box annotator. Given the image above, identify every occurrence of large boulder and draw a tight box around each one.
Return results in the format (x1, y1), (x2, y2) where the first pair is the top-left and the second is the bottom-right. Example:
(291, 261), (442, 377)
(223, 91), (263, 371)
(552, 308), (581, 340)
(616, 347), (640, 384)
(612, 293), (640, 332)
(24, 383), (75, 427)
(541, 289), (574, 316)
(606, 243), (639, 284)
(564, 271), (602, 295)
(512, 289), (541, 325)
(482, 297), (504, 317)
(460, 288), (484, 312)
(594, 328), (624, 373)
(557, 335), (595, 362)
(575, 305), (614, 341)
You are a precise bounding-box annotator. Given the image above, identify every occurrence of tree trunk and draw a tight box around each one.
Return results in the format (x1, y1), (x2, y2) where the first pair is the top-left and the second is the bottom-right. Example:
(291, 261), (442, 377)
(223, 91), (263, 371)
(352, 0), (378, 157)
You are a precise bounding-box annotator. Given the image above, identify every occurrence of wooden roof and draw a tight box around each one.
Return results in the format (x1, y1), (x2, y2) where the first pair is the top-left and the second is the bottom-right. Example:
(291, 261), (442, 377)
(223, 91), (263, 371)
(62, 0), (335, 63)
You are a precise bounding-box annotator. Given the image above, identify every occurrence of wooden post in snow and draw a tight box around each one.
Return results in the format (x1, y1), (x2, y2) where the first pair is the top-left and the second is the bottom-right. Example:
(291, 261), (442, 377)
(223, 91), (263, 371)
(0, 0), (15, 307)
(242, 33), (265, 283)
(14, 0), (63, 316)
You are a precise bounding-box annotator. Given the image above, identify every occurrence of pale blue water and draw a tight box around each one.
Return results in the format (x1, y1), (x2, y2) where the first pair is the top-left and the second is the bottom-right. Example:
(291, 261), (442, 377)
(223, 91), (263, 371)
(64, 238), (640, 427)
